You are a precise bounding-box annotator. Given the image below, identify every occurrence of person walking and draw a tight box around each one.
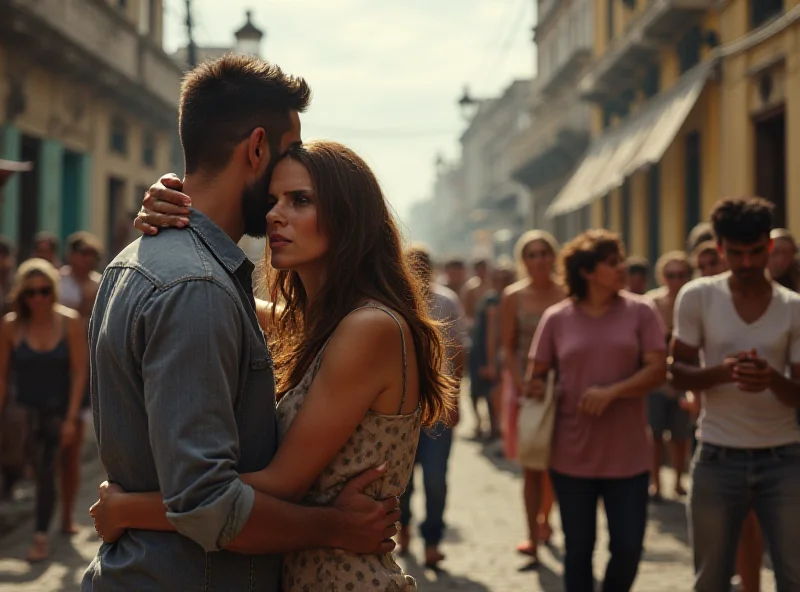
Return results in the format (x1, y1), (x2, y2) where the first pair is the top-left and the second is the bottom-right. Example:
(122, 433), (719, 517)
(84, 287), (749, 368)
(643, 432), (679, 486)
(398, 246), (465, 570)
(671, 197), (800, 592)
(527, 229), (667, 592)
(0, 258), (87, 561)
(500, 230), (564, 560)
(646, 251), (693, 500)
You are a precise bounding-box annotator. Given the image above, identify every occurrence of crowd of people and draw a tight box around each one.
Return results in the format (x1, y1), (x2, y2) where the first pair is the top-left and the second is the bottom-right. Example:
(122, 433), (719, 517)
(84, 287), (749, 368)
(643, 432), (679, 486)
(427, 198), (800, 592)
(0, 231), (102, 561)
(0, 52), (798, 592)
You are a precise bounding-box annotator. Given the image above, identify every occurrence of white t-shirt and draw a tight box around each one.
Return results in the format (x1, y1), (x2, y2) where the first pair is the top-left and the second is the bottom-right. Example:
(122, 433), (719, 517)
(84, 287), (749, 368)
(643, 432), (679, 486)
(673, 272), (800, 448)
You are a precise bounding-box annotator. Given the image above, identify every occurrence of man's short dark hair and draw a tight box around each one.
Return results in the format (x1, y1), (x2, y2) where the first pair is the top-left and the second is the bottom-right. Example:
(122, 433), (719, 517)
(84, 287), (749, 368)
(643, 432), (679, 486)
(179, 54), (312, 174)
(711, 197), (774, 244)
(626, 255), (649, 276)
(0, 236), (13, 258)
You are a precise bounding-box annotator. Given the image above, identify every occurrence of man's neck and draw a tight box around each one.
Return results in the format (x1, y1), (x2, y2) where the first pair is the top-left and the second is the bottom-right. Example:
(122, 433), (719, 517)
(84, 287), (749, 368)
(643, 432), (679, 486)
(729, 272), (771, 298)
(183, 172), (244, 243)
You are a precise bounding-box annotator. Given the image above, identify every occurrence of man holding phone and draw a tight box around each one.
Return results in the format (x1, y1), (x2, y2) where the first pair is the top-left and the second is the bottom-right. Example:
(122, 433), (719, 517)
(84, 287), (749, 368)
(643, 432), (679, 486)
(670, 197), (800, 591)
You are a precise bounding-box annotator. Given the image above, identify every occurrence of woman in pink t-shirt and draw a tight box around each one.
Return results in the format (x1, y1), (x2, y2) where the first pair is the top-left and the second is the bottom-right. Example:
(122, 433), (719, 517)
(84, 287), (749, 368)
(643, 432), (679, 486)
(527, 230), (667, 592)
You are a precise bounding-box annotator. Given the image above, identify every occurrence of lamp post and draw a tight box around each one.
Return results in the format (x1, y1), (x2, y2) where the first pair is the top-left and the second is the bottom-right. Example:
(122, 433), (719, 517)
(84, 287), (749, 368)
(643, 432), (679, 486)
(457, 85), (480, 121)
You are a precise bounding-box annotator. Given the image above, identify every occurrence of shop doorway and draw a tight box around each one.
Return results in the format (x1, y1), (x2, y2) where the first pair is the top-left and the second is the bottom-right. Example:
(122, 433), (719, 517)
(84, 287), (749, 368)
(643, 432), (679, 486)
(755, 108), (786, 228)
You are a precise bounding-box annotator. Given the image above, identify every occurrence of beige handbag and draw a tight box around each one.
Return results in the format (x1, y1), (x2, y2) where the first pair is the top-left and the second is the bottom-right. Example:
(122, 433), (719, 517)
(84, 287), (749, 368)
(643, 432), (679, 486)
(517, 370), (557, 470)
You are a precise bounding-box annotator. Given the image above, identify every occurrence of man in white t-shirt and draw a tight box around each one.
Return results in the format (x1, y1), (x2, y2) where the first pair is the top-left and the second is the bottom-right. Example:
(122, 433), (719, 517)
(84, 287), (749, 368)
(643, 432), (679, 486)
(671, 197), (800, 591)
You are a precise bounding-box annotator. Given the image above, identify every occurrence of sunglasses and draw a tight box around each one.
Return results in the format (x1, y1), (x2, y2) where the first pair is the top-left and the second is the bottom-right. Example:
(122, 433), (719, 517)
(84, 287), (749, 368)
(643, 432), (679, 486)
(23, 286), (53, 298)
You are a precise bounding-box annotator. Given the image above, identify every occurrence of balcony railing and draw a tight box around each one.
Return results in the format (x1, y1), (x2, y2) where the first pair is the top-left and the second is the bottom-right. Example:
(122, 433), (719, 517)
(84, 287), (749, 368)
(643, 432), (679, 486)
(579, 0), (715, 103)
(2, 0), (183, 125)
(509, 93), (590, 189)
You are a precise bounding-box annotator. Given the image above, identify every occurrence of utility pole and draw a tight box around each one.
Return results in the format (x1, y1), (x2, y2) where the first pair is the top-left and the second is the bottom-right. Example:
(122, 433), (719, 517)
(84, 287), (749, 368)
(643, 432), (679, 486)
(185, 0), (197, 68)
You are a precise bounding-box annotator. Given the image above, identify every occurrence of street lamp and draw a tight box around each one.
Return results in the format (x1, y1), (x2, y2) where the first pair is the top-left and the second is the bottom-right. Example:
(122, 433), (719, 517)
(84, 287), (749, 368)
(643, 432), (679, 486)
(458, 85), (480, 121)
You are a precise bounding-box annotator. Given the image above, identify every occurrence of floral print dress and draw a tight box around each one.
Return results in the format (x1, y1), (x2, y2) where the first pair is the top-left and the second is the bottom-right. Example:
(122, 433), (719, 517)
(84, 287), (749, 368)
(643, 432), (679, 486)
(276, 304), (421, 591)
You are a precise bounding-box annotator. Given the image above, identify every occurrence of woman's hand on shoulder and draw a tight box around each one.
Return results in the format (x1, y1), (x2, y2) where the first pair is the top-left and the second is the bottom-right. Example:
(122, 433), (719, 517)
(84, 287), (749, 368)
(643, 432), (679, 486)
(133, 174), (192, 236)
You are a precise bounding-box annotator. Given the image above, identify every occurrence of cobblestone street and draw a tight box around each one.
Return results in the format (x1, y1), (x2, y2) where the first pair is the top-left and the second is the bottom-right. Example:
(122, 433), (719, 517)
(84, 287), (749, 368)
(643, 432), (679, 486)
(0, 420), (778, 591)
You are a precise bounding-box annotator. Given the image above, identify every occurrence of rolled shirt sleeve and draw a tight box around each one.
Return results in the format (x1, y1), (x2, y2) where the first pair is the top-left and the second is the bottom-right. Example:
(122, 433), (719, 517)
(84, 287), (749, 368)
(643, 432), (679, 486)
(137, 280), (254, 552)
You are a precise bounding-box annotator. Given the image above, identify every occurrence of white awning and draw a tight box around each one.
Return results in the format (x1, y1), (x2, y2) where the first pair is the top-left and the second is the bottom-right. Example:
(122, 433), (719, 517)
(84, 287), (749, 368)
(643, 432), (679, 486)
(547, 60), (714, 218)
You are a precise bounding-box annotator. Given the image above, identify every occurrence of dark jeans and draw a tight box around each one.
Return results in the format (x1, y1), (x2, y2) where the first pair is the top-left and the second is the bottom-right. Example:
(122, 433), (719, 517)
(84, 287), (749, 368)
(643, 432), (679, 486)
(689, 442), (800, 591)
(29, 412), (62, 533)
(399, 425), (453, 546)
(550, 470), (649, 592)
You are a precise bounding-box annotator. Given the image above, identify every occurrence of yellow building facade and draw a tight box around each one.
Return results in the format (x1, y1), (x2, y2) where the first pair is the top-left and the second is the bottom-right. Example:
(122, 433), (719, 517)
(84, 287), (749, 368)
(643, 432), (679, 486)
(548, 0), (800, 264)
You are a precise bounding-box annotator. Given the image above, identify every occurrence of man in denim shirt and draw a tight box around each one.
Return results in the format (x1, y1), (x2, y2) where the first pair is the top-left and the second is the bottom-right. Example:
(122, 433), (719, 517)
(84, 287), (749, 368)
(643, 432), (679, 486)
(83, 55), (399, 591)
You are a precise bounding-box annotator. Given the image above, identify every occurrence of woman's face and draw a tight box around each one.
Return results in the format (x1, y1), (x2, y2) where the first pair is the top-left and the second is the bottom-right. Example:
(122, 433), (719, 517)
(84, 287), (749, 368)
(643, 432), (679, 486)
(522, 240), (555, 281)
(768, 237), (796, 280)
(587, 250), (627, 294)
(697, 250), (725, 277)
(662, 260), (692, 295)
(266, 158), (329, 272)
(22, 274), (55, 315)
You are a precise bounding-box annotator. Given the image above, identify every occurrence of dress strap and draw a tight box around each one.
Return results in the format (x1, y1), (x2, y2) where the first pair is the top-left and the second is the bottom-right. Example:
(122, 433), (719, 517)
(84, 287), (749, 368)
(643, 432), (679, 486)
(346, 303), (408, 415)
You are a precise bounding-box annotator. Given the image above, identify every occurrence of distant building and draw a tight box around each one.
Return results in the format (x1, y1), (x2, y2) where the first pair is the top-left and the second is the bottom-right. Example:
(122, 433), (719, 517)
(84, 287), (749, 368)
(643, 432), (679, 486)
(559, 0), (800, 262)
(171, 10), (265, 69)
(0, 0), (184, 260)
(509, 0), (594, 245)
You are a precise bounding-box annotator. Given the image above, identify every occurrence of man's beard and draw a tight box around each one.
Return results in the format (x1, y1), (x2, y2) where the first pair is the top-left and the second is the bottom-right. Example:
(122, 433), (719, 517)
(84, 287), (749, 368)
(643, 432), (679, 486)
(241, 167), (272, 238)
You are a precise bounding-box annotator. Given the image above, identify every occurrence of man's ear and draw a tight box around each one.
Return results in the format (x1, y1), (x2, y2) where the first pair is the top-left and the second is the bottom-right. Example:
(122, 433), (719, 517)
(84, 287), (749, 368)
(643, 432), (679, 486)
(246, 128), (269, 172)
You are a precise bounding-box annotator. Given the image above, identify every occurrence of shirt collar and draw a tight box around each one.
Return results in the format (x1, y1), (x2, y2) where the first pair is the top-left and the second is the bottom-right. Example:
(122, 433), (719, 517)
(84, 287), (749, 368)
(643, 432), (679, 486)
(186, 208), (254, 276)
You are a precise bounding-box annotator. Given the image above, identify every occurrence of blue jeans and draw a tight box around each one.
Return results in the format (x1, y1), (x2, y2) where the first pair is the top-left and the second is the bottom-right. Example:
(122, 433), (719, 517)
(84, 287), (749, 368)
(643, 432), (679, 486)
(689, 442), (800, 592)
(399, 426), (453, 546)
(550, 470), (649, 592)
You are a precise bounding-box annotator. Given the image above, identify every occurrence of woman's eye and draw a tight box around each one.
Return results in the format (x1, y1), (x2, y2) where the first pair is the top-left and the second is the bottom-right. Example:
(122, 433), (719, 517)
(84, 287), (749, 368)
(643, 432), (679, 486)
(294, 195), (310, 206)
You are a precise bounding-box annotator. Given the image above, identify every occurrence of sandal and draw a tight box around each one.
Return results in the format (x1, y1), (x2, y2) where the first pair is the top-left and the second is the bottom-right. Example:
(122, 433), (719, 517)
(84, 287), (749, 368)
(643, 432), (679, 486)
(26, 533), (50, 563)
(424, 546), (445, 569)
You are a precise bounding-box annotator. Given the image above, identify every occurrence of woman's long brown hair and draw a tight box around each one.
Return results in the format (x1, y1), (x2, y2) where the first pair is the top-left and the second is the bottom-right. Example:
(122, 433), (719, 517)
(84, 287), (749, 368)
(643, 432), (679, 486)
(263, 140), (457, 426)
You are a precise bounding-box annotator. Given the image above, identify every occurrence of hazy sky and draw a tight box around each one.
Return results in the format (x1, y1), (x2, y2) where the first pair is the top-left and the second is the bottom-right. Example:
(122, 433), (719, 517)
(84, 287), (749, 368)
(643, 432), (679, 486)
(163, 0), (537, 226)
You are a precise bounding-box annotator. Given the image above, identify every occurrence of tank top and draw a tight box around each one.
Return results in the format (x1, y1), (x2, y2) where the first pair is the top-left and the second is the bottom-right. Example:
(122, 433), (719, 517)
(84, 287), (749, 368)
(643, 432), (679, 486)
(276, 303), (419, 591)
(12, 321), (71, 415)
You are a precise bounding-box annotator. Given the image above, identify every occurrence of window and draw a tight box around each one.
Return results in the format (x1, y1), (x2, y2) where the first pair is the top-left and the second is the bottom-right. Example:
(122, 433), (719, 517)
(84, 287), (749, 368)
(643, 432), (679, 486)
(647, 165), (661, 266)
(142, 131), (156, 167)
(110, 116), (128, 155)
(621, 180), (631, 250)
(607, 0), (615, 42)
(684, 132), (702, 236)
(751, 0), (783, 29)
(602, 194), (612, 229)
(676, 26), (703, 74)
(643, 64), (660, 98)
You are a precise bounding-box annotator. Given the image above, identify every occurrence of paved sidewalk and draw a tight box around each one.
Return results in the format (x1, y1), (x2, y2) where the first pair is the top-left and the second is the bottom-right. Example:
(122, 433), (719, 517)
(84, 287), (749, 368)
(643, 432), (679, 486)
(0, 425), (778, 591)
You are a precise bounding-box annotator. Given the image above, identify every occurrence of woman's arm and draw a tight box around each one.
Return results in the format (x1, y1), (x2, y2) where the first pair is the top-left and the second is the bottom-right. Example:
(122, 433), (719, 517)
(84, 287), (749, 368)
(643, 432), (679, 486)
(93, 308), (404, 540)
(64, 310), (88, 425)
(0, 314), (13, 412)
(242, 308), (403, 501)
(132, 174), (191, 235)
(499, 288), (523, 391)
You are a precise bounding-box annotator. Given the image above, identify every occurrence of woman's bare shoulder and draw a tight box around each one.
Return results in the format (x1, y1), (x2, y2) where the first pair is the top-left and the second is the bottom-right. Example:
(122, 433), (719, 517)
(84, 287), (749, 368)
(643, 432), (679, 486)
(502, 280), (529, 298)
(55, 304), (80, 320)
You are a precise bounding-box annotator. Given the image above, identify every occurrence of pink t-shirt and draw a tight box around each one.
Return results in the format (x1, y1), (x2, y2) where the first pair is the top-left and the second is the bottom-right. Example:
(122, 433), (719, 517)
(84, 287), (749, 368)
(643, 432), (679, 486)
(529, 293), (666, 478)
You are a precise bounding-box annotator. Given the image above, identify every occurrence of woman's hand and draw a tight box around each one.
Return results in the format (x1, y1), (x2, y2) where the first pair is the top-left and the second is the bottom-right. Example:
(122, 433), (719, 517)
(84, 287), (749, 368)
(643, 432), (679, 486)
(90, 481), (127, 543)
(579, 385), (617, 416)
(133, 174), (192, 235)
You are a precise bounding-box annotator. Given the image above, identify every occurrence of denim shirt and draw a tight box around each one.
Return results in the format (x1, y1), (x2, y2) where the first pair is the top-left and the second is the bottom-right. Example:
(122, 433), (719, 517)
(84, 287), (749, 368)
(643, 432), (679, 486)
(82, 210), (280, 591)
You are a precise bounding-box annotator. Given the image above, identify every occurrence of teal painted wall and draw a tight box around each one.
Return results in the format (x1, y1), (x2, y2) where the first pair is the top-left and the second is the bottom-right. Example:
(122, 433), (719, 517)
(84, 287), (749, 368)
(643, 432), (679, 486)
(38, 139), (64, 236)
(0, 125), (22, 241)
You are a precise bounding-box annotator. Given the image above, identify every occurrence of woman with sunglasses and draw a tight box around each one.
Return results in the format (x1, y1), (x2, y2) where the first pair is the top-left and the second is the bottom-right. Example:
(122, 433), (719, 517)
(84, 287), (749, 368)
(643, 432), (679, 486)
(0, 258), (87, 562)
(500, 230), (564, 562)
